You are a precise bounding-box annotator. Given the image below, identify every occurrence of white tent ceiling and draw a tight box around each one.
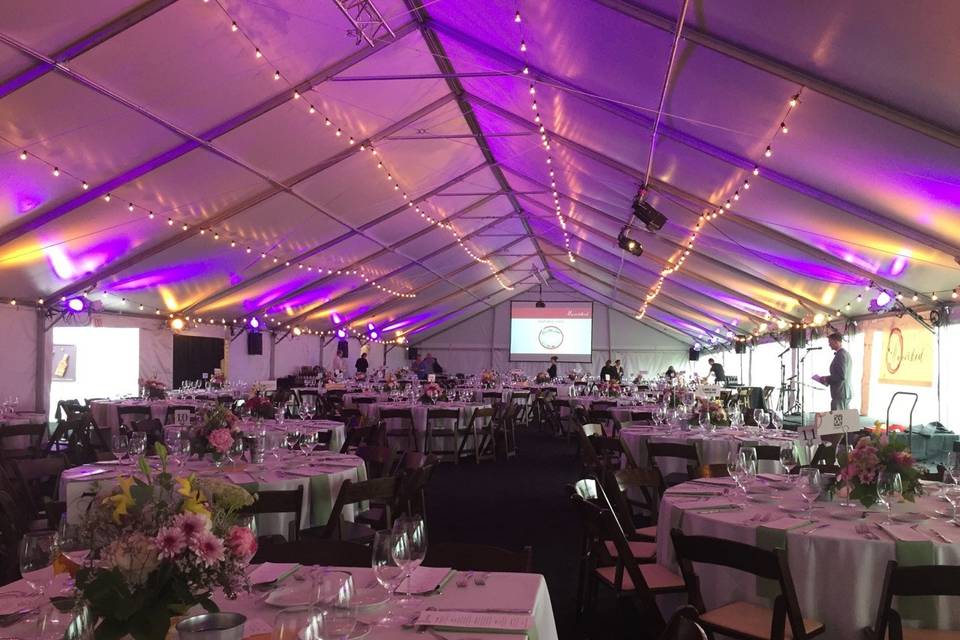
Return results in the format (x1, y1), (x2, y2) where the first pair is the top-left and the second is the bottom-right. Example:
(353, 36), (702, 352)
(0, 0), (957, 348)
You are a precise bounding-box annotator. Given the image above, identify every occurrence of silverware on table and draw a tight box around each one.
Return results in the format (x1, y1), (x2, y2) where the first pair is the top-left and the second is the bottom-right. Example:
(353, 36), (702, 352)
(801, 522), (830, 536)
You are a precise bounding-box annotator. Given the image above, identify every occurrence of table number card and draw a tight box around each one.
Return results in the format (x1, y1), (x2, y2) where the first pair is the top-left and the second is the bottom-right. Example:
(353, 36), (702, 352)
(813, 410), (859, 436)
(416, 609), (532, 634)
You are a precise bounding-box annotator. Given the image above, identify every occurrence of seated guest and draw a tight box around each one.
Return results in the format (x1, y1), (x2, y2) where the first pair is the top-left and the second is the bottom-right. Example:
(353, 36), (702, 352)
(546, 356), (558, 379)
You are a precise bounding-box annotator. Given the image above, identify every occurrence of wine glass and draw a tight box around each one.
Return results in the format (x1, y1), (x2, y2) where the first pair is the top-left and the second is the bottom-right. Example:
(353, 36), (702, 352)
(20, 531), (55, 595)
(877, 471), (902, 523)
(779, 443), (799, 481)
(392, 515), (427, 603)
(272, 606), (324, 640)
(798, 468), (822, 518)
(729, 409), (744, 431)
(313, 571), (356, 640)
(752, 408), (763, 427)
(129, 432), (147, 460)
(757, 412), (771, 432)
(727, 450), (746, 495)
(372, 531), (409, 625)
(698, 410), (713, 433)
(111, 434), (130, 465)
(770, 410), (784, 431)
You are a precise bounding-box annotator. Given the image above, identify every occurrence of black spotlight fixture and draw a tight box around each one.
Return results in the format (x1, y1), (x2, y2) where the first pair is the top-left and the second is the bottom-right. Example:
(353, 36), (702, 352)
(535, 285), (546, 308)
(632, 196), (667, 232)
(618, 227), (644, 257)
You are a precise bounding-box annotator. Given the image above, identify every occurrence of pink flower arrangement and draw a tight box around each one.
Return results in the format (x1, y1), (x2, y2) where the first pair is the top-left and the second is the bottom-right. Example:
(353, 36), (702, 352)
(837, 433), (922, 507)
(226, 525), (258, 561)
(207, 428), (235, 454)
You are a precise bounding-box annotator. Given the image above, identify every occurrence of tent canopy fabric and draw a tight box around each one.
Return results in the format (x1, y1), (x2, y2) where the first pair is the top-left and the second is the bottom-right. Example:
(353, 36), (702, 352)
(0, 0), (957, 348)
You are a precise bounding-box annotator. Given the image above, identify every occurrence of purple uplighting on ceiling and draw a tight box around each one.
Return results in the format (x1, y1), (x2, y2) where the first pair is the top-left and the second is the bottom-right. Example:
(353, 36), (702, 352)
(46, 237), (131, 281)
(17, 194), (42, 213)
(887, 255), (909, 277)
(110, 262), (212, 290)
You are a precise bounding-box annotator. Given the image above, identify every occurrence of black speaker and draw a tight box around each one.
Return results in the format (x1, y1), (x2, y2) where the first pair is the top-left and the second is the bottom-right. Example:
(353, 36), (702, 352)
(407, 347), (419, 360)
(688, 348), (700, 361)
(336, 340), (349, 358)
(789, 327), (806, 349)
(632, 200), (667, 232)
(734, 340), (747, 354)
(247, 332), (263, 355)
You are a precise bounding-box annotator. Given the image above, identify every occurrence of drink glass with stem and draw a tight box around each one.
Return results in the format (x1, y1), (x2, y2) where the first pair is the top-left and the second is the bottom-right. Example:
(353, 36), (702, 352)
(392, 515), (427, 604)
(128, 432), (147, 460)
(372, 530), (409, 626)
(798, 468), (822, 518)
(757, 411), (771, 432)
(779, 443), (799, 482)
(876, 471), (902, 524)
(698, 410), (712, 433)
(20, 531), (56, 595)
(727, 450), (747, 497)
(272, 607), (324, 640)
(111, 434), (130, 465)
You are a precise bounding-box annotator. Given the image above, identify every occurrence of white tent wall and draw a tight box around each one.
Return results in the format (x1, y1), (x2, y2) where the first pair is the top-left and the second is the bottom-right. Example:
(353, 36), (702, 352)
(389, 284), (688, 378)
(0, 305), (41, 411)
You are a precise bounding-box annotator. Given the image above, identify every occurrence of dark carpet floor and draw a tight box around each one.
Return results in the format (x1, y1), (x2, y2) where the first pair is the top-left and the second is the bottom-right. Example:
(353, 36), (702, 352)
(423, 430), (653, 640)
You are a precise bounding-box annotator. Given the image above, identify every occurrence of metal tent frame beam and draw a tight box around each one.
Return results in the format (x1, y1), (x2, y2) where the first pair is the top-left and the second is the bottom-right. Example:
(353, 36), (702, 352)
(590, 0), (960, 149)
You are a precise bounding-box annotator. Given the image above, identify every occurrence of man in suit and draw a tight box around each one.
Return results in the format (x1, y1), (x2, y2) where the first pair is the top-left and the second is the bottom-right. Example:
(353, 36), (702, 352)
(599, 360), (618, 382)
(813, 332), (853, 410)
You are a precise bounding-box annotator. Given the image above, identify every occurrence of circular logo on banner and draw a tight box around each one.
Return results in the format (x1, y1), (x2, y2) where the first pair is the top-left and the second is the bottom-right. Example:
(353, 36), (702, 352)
(885, 327), (904, 374)
(538, 325), (564, 350)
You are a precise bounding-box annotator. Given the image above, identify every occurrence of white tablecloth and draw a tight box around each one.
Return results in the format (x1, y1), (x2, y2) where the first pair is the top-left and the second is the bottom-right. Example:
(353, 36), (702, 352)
(60, 450), (365, 536)
(656, 480), (960, 638)
(620, 425), (801, 476)
(0, 566), (558, 640)
(234, 418), (347, 453)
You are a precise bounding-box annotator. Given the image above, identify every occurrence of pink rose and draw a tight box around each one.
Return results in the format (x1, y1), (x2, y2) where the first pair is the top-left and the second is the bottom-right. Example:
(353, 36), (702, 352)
(192, 530), (225, 566)
(226, 525), (258, 561)
(208, 428), (234, 454)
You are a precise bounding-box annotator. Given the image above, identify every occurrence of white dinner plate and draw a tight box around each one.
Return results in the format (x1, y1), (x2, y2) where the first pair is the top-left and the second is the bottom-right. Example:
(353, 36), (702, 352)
(264, 586), (314, 608)
(891, 512), (929, 523)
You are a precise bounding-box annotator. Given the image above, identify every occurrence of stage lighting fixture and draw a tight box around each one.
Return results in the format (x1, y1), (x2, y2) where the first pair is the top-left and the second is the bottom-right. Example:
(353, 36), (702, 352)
(367, 322), (375, 331)
(535, 285), (546, 308)
(170, 317), (185, 331)
(336, 328), (347, 339)
(876, 291), (892, 307)
(65, 297), (86, 313)
(331, 313), (342, 325)
(369, 330), (379, 340)
(631, 197), (667, 232)
(617, 228), (644, 257)
(292, 327), (303, 337)
(248, 317), (260, 330)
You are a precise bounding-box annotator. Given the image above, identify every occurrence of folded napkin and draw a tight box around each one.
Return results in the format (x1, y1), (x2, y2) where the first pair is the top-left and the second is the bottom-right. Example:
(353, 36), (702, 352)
(666, 488), (724, 497)
(676, 498), (738, 511)
(760, 517), (811, 531)
(64, 467), (109, 480)
(692, 477), (735, 486)
(283, 467), (317, 477)
(248, 562), (300, 585)
(878, 524), (929, 542)
(406, 566), (456, 594)
(225, 472), (255, 484)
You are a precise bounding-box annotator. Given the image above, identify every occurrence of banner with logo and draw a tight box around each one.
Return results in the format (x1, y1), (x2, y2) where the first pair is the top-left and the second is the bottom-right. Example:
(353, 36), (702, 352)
(878, 322), (933, 387)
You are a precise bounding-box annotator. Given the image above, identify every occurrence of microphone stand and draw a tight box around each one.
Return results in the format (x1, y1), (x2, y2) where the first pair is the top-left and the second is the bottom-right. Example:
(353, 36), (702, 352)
(798, 348), (813, 430)
(776, 347), (790, 414)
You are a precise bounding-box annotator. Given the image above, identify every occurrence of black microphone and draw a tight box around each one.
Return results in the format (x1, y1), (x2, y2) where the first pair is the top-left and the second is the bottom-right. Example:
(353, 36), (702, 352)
(806, 347), (823, 351)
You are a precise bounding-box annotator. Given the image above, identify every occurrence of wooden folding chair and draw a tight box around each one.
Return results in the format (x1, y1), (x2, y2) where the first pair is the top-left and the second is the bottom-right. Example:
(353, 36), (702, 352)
(646, 442), (701, 487)
(303, 476), (400, 543)
(381, 408), (418, 454)
(240, 486), (304, 543)
(865, 561), (960, 640)
(467, 407), (497, 462)
(671, 529), (825, 640)
(0, 423), (45, 461)
(423, 408), (460, 461)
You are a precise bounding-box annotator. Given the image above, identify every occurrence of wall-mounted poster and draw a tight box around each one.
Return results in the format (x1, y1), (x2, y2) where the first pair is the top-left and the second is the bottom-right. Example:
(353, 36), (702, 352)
(52, 344), (77, 381)
(878, 322), (933, 387)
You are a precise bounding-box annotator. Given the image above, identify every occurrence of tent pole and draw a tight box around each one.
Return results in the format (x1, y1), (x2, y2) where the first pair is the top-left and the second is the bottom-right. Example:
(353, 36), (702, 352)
(35, 309), (46, 414)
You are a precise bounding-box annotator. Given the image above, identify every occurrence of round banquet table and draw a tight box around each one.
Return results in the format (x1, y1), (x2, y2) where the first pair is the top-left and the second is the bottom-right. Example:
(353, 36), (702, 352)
(60, 450), (365, 537)
(655, 478), (960, 638)
(358, 401), (492, 452)
(0, 565), (559, 640)
(619, 424), (805, 476)
(89, 399), (209, 432)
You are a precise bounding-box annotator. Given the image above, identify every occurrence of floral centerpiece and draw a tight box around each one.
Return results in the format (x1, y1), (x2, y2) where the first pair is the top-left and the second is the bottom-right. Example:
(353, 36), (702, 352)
(210, 370), (225, 389)
(480, 370), (496, 388)
(534, 372), (550, 384)
(420, 382), (444, 404)
(837, 433), (923, 508)
(74, 444), (256, 639)
(139, 377), (167, 400)
(189, 405), (241, 462)
(599, 382), (621, 398)
(696, 398), (728, 425)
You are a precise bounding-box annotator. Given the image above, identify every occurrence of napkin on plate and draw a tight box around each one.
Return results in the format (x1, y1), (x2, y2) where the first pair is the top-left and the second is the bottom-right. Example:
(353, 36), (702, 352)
(248, 562), (300, 585)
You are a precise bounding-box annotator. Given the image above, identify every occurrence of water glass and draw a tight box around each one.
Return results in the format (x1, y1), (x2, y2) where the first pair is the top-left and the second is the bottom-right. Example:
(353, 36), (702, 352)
(392, 515), (427, 601)
(313, 572), (356, 640)
(372, 531), (409, 625)
(752, 408), (763, 426)
(798, 468), (822, 517)
(111, 434), (130, 464)
(698, 410), (713, 433)
(252, 433), (267, 464)
(272, 607), (324, 640)
(757, 412), (771, 431)
(20, 531), (55, 595)
(129, 432), (147, 459)
(877, 471), (902, 522)
(727, 450), (746, 494)
(779, 443), (799, 479)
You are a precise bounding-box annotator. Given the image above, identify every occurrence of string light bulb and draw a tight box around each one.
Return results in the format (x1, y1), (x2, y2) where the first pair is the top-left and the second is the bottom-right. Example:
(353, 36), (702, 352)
(18, 150), (27, 160)
(780, 122), (789, 133)
(789, 94), (799, 108)
(764, 146), (773, 157)
(255, 48), (262, 59)
(514, 10), (521, 22)
(52, 167), (60, 177)
(520, 40), (526, 52)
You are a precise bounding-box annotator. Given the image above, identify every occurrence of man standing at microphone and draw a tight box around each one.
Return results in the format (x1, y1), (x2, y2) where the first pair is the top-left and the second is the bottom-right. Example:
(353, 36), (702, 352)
(812, 332), (853, 410)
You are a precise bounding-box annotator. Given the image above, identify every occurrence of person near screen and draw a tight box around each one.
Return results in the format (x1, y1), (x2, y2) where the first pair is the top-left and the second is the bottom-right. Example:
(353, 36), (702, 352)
(355, 352), (369, 376)
(664, 365), (677, 380)
(813, 332), (853, 410)
(546, 356), (558, 379)
(600, 360), (619, 382)
(614, 359), (623, 380)
(707, 358), (726, 385)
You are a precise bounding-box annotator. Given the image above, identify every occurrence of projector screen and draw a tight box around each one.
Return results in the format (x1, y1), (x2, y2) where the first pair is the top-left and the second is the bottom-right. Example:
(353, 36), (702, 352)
(509, 301), (593, 362)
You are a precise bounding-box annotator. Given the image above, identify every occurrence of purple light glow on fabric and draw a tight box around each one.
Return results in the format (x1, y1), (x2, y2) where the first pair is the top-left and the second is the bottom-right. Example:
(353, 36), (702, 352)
(887, 256), (909, 277)
(382, 314), (433, 332)
(110, 262), (211, 290)
(266, 285), (347, 315)
(46, 238), (131, 281)
(17, 194), (42, 213)
(751, 250), (866, 285)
